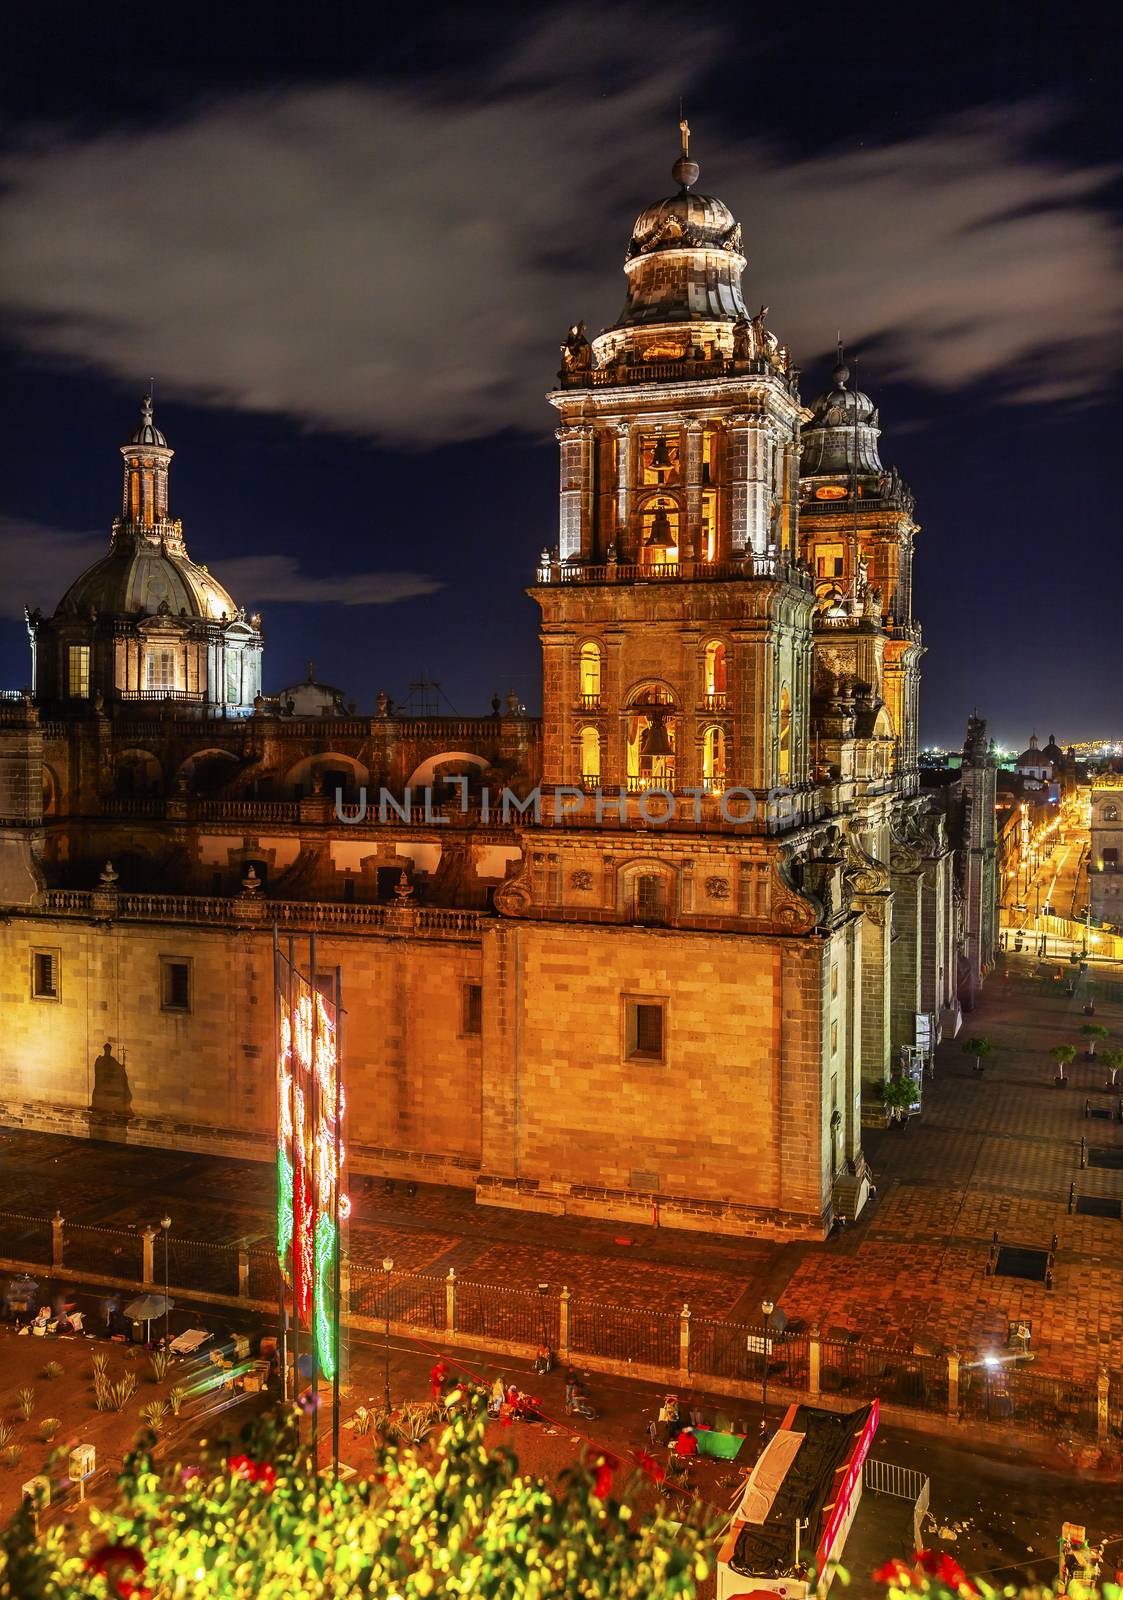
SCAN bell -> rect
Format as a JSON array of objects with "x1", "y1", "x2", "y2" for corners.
[
  {"x1": 647, "y1": 506, "x2": 675, "y2": 547},
  {"x1": 640, "y1": 712, "x2": 674, "y2": 759},
  {"x1": 650, "y1": 436, "x2": 673, "y2": 469}
]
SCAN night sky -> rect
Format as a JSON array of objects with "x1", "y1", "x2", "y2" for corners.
[{"x1": 1, "y1": 1, "x2": 1119, "y2": 748}]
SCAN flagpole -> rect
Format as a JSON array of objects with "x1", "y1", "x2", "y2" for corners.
[
  {"x1": 273, "y1": 922, "x2": 287, "y2": 1401},
  {"x1": 332, "y1": 962, "x2": 343, "y2": 1480},
  {"x1": 309, "y1": 929, "x2": 319, "y2": 1471}
]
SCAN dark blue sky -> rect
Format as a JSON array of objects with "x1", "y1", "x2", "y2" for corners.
[{"x1": 1, "y1": 0, "x2": 1119, "y2": 747}]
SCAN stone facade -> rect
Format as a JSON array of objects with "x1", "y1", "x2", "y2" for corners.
[
  {"x1": 1089, "y1": 777, "x2": 1123, "y2": 926},
  {"x1": 0, "y1": 135, "x2": 1000, "y2": 1239}
]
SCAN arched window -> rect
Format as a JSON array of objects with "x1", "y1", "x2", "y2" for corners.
[
  {"x1": 703, "y1": 726, "x2": 726, "y2": 790},
  {"x1": 778, "y1": 685, "x2": 792, "y2": 786},
  {"x1": 703, "y1": 641, "x2": 727, "y2": 702},
  {"x1": 639, "y1": 497, "x2": 680, "y2": 566},
  {"x1": 580, "y1": 726, "x2": 601, "y2": 787},
  {"x1": 626, "y1": 687, "x2": 676, "y2": 792},
  {"x1": 1104, "y1": 804, "x2": 1120, "y2": 823},
  {"x1": 634, "y1": 874, "x2": 667, "y2": 924},
  {"x1": 579, "y1": 642, "x2": 602, "y2": 703}
]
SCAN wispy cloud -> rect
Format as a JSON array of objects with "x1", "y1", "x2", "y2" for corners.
[
  {"x1": 0, "y1": 519, "x2": 440, "y2": 618},
  {"x1": 0, "y1": 18, "x2": 1119, "y2": 444}
]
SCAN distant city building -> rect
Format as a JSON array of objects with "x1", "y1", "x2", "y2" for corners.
[
  {"x1": 0, "y1": 131, "x2": 999, "y2": 1238},
  {"x1": 1089, "y1": 777, "x2": 1123, "y2": 927}
]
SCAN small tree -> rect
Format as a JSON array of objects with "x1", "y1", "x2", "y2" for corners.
[
  {"x1": 878, "y1": 1077, "x2": 916, "y2": 1123},
  {"x1": 1051, "y1": 1043, "x2": 1076, "y2": 1083},
  {"x1": 1082, "y1": 1023, "x2": 1108, "y2": 1058},
  {"x1": 1101, "y1": 1047, "x2": 1123, "y2": 1089},
  {"x1": 961, "y1": 1036, "x2": 992, "y2": 1073}
]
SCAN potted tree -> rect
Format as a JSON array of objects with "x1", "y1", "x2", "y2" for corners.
[
  {"x1": 878, "y1": 1076, "x2": 917, "y2": 1126},
  {"x1": 1081, "y1": 1023, "x2": 1108, "y2": 1059},
  {"x1": 1101, "y1": 1046, "x2": 1123, "y2": 1091},
  {"x1": 961, "y1": 1036, "x2": 993, "y2": 1074},
  {"x1": 1051, "y1": 1043, "x2": 1076, "y2": 1086}
]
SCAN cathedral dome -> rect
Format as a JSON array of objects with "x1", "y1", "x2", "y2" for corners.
[
  {"x1": 128, "y1": 394, "x2": 168, "y2": 448},
  {"x1": 55, "y1": 538, "x2": 239, "y2": 621},
  {"x1": 627, "y1": 188, "x2": 742, "y2": 262},
  {"x1": 799, "y1": 356, "x2": 885, "y2": 478}
]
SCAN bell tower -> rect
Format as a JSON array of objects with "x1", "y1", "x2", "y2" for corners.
[{"x1": 533, "y1": 132, "x2": 815, "y2": 822}]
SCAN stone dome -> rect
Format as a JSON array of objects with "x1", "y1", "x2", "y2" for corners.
[
  {"x1": 627, "y1": 188, "x2": 743, "y2": 261},
  {"x1": 128, "y1": 393, "x2": 168, "y2": 448},
  {"x1": 56, "y1": 537, "x2": 239, "y2": 622},
  {"x1": 800, "y1": 359, "x2": 885, "y2": 478}
]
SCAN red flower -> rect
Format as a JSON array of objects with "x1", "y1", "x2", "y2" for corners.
[
  {"x1": 634, "y1": 1448, "x2": 666, "y2": 1485},
  {"x1": 86, "y1": 1546, "x2": 152, "y2": 1598},
  {"x1": 873, "y1": 1558, "x2": 914, "y2": 1585},
  {"x1": 592, "y1": 1452, "x2": 619, "y2": 1499},
  {"x1": 227, "y1": 1454, "x2": 276, "y2": 1491},
  {"x1": 914, "y1": 1551, "x2": 976, "y2": 1593}
]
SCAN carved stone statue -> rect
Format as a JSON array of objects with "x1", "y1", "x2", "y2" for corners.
[
  {"x1": 751, "y1": 305, "x2": 778, "y2": 359},
  {"x1": 560, "y1": 321, "x2": 594, "y2": 375},
  {"x1": 732, "y1": 316, "x2": 753, "y2": 361}
]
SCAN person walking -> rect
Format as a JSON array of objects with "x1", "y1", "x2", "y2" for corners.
[{"x1": 429, "y1": 1356, "x2": 449, "y2": 1402}]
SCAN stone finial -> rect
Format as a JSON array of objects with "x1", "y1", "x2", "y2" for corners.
[{"x1": 376, "y1": 689, "x2": 389, "y2": 716}]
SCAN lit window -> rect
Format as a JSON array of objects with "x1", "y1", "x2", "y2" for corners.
[
  {"x1": 580, "y1": 726, "x2": 601, "y2": 784},
  {"x1": 831, "y1": 964, "x2": 839, "y2": 999},
  {"x1": 463, "y1": 983, "x2": 482, "y2": 1036},
  {"x1": 703, "y1": 726, "x2": 725, "y2": 788},
  {"x1": 160, "y1": 958, "x2": 192, "y2": 1013},
  {"x1": 703, "y1": 641, "x2": 727, "y2": 697},
  {"x1": 625, "y1": 997, "x2": 666, "y2": 1063},
  {"x1": 146, "y1": 647, "x2": 176, "y2": 691},
  {"x1": 831, "y1": 1020, "x2": 839, "y2": 1055},
  {"x1": 815, "y1": 544, "x2": 845, "y2": 579},
  {"x1": 31, "y1": 949, "x2": 59, "y2": 1000},
  {"x1": 67, "y1": 645, "x2": 90, "y2": 698},
  {"x1": 579, "y1": 642, "x2": 602, "y2": 699}
]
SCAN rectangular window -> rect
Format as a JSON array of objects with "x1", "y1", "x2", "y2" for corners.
[
  {"x1": 831, "y1": 1019, "x2": 839, "y2": 1056},
  {"x1": 67, "y1": 645, "x2": 90, "y2": 698},
  {"x1": 160, "y1": 957, "x2": 192, "y2": 1013},
  {"x1": 815, "y1": 544, "x2": 845, "y2": 580},
  {"x1": 831, "y1": 964, "x2": 839, "y2": 999},
  {"x1": 625, "y1": 997, "x2": 666, "y2": 1063},
  {"x1": 463, "y1": 983, "x2": 482, "y2": 1035},
  {"x1": 634, "y1": 875, "x2": 666, "y2": 924},
  {"x1": 31, "y1": 948, "x2": 59, "y2": 1000},
  {"x1": 145, "y1": 647, "x2": 176, "y2": 691}
]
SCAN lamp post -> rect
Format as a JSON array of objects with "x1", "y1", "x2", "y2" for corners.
[
  {"x1": 160, "y1": 1215, "x2": 171, "y2": 1346},
  {"x1": 382, "y1": 1257, "x2": 394, "y2": 1411},
  {"x1": 761, "y1": 1298, "x2": 774, "y2": 1421}
]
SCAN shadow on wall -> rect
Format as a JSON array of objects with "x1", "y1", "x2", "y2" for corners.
[{"x1": 89, "y1": 1040, "x2": 132, "y2": 1140}]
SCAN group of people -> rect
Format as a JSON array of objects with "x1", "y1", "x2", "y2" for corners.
[{"x1": 488, "y1": 1376, "x2": 543, "y2": 1425}]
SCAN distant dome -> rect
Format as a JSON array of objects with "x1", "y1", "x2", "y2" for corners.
[
  {"x1": 56, "y1": 540, "x2": 238, "y2": 622},
  {"x1": 800, "y1": 357, "x2": 884, "y2": 478},
  {"x1": 128, "y1": 394, "x2": 168, "y2": 448}
]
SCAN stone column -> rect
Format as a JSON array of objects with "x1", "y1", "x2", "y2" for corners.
[
  {"x1": 947, "y1": 1349, "x2": 960, "y2": 1418},
  {"x1": 857, "y1": 895, "x2": 893, "y2": 1101},
  {"x1": 445, "y1": 1268, "x2": 457, "y2": 1333},
  {"x1": 237, "y1": 1247, "x2": 249, "y2": 1300},
  {"x1": 679, "y1": 1303, "x2": 691, "y2": 1381},
  {"x1": 683, "y1": 420, "x2": 703, "y2": 564},
  {"x1": 809, "y1": 1328, "x2": 821, "y2": 1397},
  {"x1": 51, "y1": 1211, "x2": 64, "y2": 1270},
  {"x1": 142, "y1": 1226, "x2": 156, "y2": 1286},
  {"x1": 559, "y1": 1286, "x2": 570, "y2": 1361},
  {"x1": 1097, "y1": 1366, "x2": 1109, "y2": 1442},
  {"x1": 556, "y1": 424, "x2": 593, "y2": 562},
  {"x1": 613, "y1": 424, "x2": 632, "y2": 557}
]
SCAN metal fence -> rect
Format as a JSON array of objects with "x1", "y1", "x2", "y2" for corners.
[
  {"x1": 818, "y1": 1338, "x2": 948, "y2": 1413},
  {"x1": 958, "y1": 1362, "x2": 1097, "y2": 1435},
  {"x1": 165, "y1": 1236, "x2": 240, "y2": 1297},
  {"x1": 247, "y1": 1250, "x2": 283, "y2": 1305},
  {"x1": 689, "y1": 1320, "x2": 810, "y2": 1389},
  {"x1": 568, "y1": 1299, "x2": 680, "y2": 1368},
  {"x1": 0, "y1": 1209, "x2": 53, "y2": 1267},
  {"x1": 455, "y1": 1281, "x2": 560, "y2": 1348},
  {"x1": 65, "y1": 1221, "x2": 143, "y2": 1280},
  {"x1": 351, "y1": 1268, "x2": 445, "y2": 1332}
]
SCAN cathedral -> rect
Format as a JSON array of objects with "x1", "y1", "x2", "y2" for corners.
[{"x1": 0, "y1": 133, "x2": 998, "y2": 1239}]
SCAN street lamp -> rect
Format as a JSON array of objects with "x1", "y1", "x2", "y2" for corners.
[
  {"x1": 382, "y1": 1257, "x2": 394, "y2": 1411},
  {"x1": 760, "y1": 1298, "x2": 774, "y2": 1421},
  {"x1": 160, "y1": 1215, "x2": 171, "y2": 1346}
]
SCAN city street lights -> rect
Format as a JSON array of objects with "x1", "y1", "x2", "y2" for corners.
[
  {"x1": 160, "y1": 1215, "x2": 171, "y2": 1346},
  {"x1": 761, "y1": 1298, "x2": 774, "y2": 1419},
  {"x1": 382, "y1": 1257, "x2": 394, "y2": 1411}
]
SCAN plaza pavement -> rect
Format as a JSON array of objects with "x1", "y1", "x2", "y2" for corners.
[{"x1": 1, "y1": 953, "x2": 1120, "y2": 1381}]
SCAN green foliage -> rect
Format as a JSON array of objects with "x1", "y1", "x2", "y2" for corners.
[
  {"x1": 0, "y1": 1424, "x2": 12, "y2": 1452},
  {"x1": 111, "y1": 1374, "x2": 138, "y2": 1411},
  {"x1": 16, "y1": 1388, "x2": 34, "y2": 1422},
  {"x1": 1051, "y1": 1043, "x2": 1077, "y2": 1068},
  {"x1": 168, "y1": 1385, "x2": 187, "y2": 1417},
  {"x1": 961, "y1": 1036, "x2": 993, "y2": 1066},
  {"x1": 91, "y1": 1352, "x2": 109, "y2": 1380},
  {"x1": 387, "y1": 1399, "x2": 443, "y2": 1444},
  {"x1": 0, "y1": 1390, "x2": 715, "y2": 1599},
  {"x1": 1082, "y1": 1023, "x2": 1109, "y2": 1053},
  {"x1": 37, "y1": 1418, "x2": 60, "y2": 1443},
  {"x1": 93, "y1": 1376, "x2": 113, "y2": 1413},
  {"x1": 139, "y1": 1400, "x2": 169, "y2": 1431},
  {"x1": 878, "y1": 1077, "x2": 916, "y2": 1114},
  {"x1": 0, "y1": 1444, "x2": 22, "y2": 1470},
  {"x1": 350, "y1": 1406, "x2": 372, "y2": 1436},
  {"x1": 150, "y1": 1349, "x2": 171, "y2": 1384},
  {"x1": 39, "y1": 1361, "x2": 63, "y2": 1382}
]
